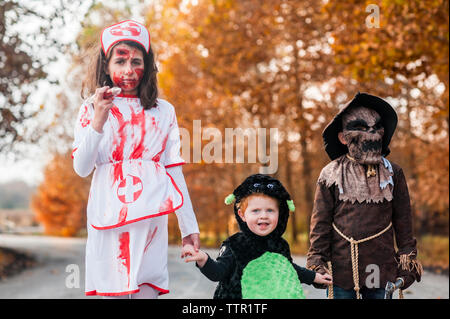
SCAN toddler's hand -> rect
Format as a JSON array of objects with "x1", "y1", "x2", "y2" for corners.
[
  {"x1": 180, "y1": 243, "x2": 194, "y2": 259},
  {"x1": 313, "y1": 272, "x2": 333, "y2": 285},
  {"x1": 181, "y1": 244, "x2": 208, "y2": 268}
]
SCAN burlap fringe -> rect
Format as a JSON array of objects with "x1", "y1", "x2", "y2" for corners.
[
  {"x1": 317, "y1": 155, "x2": 394, "y2": 204},
  {"x1": 398, "y1": 252, "x2": 424, "y2": 277}
]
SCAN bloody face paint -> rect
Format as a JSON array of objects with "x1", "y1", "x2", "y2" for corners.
[
  {"x1": 341, "y1": 106, "x2": 384, "y2": 165},
  {"x1": 107, "y1": 43, "x2": 145, "y2": 95}
]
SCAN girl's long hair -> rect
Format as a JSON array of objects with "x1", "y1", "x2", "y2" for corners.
[{"x1": 81, "y1": 40, "x2": 158, "y2": 109}]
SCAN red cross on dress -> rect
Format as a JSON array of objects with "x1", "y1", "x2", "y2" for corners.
[{"x1": 117, "y1": 175, "x2": 143, "y2": 204}]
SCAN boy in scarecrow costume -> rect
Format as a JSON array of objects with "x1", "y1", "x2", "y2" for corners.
[{"x1": 306, "y1": 92, "x2": 423, "y2": 299}]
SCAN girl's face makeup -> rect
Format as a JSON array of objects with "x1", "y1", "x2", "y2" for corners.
[
  {"x1": 106, "y1": 43, "x2": 145, "y2": 95},
  {"x1": 238, "y1": 195, "x2": 279, "y2": 237}
]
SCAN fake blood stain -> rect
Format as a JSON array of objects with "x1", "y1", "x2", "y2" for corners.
[
  {"x1": 118, "y1": 231, "x2": 130, "y2": 288},
  {"x1": 110, "y1": 106, "x2": 126, "y2": 184},
  {"x1": 118, "y1": 205, "x2": 128, "y2": 224},
  {"x1": 144, "y1": 226, "x2": 158, "y2": 253},
  {"x1": 130, "y1": 107, "x2": 146, "y2": 159},
  {"x1": 110, "y1": 47, "x2": 144, "y2": 92},
  {"x1": 110, "y1": 102, "x2": 150, "y2": 194},
  {"x1": 135, "y1": 68, "x2": 144, "y2": 81},
  {"x1": 159, "y1": 196, "x2": 174, "y2": 212},
  {"x1": 117, "y1": 48, "x2": 130, "y2": 57},
  {"x1": 112, "y1": 73, "x2": 138, "y2": 91},
  {"x1": 152, "y1": 134, "x2": 168, "y2": 163},
  {"x1": 71, "y1": 148, "x2": 78, "y2": 159},
  {"x1": 79, "y1": 105, "x2": 90, "y2": 128}
]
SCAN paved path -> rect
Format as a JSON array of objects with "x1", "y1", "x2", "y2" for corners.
[{"x1": 0, "y1": 234, "x2": 448, "y2": 299}]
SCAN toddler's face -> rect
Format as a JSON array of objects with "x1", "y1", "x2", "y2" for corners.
[
  {"x1": 238, "y1": 195, "x2": 279, "y2": 237},
  {"x1": 106, "y1": 43, "x2": 144, "y2": 95}
]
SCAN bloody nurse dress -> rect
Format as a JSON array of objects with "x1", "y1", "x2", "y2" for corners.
[{"x1": 72, "y1": 95, "x2": 198, "y2": 296}]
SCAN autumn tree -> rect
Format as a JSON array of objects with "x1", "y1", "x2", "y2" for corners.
[
  {"x1": 323, "y1": 0, "x2": 449, "y2": 233},
  {"x1": 141, "y1": 1, "x2": 258, "y2": 243},
  {"x1": 152, "y1": 0, "x2": 360, "y2": 242},
  {"x1": 1, "y1": 1, "x2": 44, "y2": 151},
  {"x1": 33, "y1": 0, "x2": 447, "y2": 244},
  {"x1": 31, "y1": 151, "x2": 91, "y2": 237},
  {"x1": 0, "y1": 0, "x2": 86, "y2": 152}
]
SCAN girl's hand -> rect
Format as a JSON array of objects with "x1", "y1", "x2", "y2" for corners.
[
  {"x1": 313, "y1": 272, "x2": 333, "y2": 285},
  {"x1": 182, "y1": 233, "x2": 200, "y2": 252},
  {"x1": 92, "y1": 86, "x2": 114, "y2": 133},
  {"x1": 181, "y1": 244, "x2": 208, "y2": 268}
]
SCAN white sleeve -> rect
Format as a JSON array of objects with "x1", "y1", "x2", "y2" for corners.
[
  {"x1": 72, "y1": 103, "x2": 104, "y2": 177},
  {"x1": 167, "y1": 165, "x2": 199, "y2": 238},
  {"x1": 160, "y1": 102, "x2": 185, "y2": 168}
]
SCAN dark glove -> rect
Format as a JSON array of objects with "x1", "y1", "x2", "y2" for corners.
[
  {"x1": 396, "y1": 269, "x2": 417, "y2": 290},
  {"x1": 396, "y1": 253, "x2": 423, "y2": 290}
]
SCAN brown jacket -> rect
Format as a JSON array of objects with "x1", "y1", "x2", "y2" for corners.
[{"x1": 306, "y1": 160, "x2": 421, "y2": 290}]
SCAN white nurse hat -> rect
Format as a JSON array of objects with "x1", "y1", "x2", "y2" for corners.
[{"x1": 101, "y1": 20, "x2": 150, "y2": 56}]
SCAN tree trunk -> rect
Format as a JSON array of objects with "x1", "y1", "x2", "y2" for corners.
[
  {"x1": 292, "y1": 51, "x2": 314, "y2": 235},
  {"x1": 284, "y1": 137, "x2": 298, "y2": 242}
]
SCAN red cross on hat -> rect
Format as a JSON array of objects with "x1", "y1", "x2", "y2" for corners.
[{"x1": 101, "y1": 20, "x2": 150, "y2": 55}]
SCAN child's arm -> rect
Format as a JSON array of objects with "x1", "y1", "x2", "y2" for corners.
[
  {"x1": 293, "y1": 264, "x2": 316, "y2": 285},
  {"x1": 72, "y1": 102, "x2": 103, "y2": 177},
  {"x1": 161, "y1": 101, "x2": 200, "y2": 249},
  {"x1": 293, "y1": 264, "x2": 333, "y2": 286},
  {"x1": 182, "y1": 244, "x2": 234, "y2": 282},
  {"x1": 306, "y1": 182, "x2": 335, "y2": 275},
  {"x1": 167, "y1": 165, "x2": 200, "y2": 250},
  {"x1": 313, "y1": 272, "x2": 333, "y2": 285},
  {"x1": 391, "y1": 166, "x2": 423, "y2": 289},
  {"x1": 181, "y1": 244, "x2": 208, "y2": 267},
  {"x1": 73, "y1": 87, "x2": 117, "y2": 177}
]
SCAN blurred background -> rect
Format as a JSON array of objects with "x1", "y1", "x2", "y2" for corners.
[{"x1": 0, "y1": 0, "x2": 448, "y2": 282}]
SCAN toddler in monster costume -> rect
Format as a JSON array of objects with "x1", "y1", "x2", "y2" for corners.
[{"x1": 182, "y1": 174, "x2": 332, "y2": 299}]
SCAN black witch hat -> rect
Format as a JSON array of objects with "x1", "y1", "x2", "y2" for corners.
[{"x1": 322, "y1": 92, "x2": 398, "y2": 161}]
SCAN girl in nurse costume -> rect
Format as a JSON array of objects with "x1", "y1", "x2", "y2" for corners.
[{"x1": 73, "y1": 20, "x2": 200, "y2": 299}]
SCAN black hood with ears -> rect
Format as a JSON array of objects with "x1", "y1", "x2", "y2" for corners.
[{"x1": 230, "y1": 174, "x2": 291, "y2": 240}]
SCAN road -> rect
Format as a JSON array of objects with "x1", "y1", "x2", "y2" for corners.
[{"x1": 0, "y1": 234, "x2": 448, "y2": 299}]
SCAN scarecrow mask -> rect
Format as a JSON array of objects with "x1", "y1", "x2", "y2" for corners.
[{"x1": 339, "y1": 106, "x2": 384, "y2": 165}]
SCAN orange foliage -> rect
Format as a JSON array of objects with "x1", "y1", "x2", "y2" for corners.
[
  {"x1": 31, "y1": 151, "x2": 90, "y2": 237},
  {"x1": 66, "y1": 0, "x2": 448, "y2": 243}
]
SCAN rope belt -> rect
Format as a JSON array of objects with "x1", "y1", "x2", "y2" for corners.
[{"x1": 328, "y1": 222, "x2": 392, "y2": 299}]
